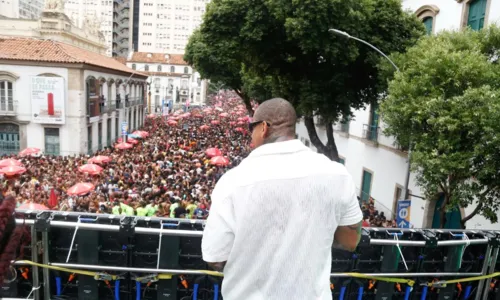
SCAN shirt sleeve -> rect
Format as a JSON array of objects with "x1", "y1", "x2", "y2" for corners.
[
  {"x1": 201, "y1": 176, "x2": 235, "y2": 263},
  {"x1": 338, "y1": 173, "x2": 363, "y2": 226}
]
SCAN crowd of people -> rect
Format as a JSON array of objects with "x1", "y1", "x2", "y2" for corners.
[
  {"x1": 0, "y1": 91, "x2": 399, "y2": 229},
  {"x1": 3, "y1": 92, "x2": 252, "y2": 220}
]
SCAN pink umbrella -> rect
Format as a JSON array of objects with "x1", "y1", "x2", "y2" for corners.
[
  {"x1": 0, "y1": 158, "x2": 22, "y2": 168},
  {"x1": 237, "y1": 121, "x2": 245, "y2": 125},
  {"x1": 133, "y1": 131, "x2": 149, "y2": 138},
  {"x1": 168, "y1": 120, "x2": 178, "y2": 126},
  {"x1": 229, "y1": 121, "x2": 236, "y2": 126},
  {"x1": 211, "y1": 120, "x2": 220, "y2": 125},
  {"x1": 205, "y1": 148, "x2": 222, "y2": 158},
  {"x1": 210, "y1": 156, "x2": 229, "y2": 166},
  {"x1": 67, "y1": 182, "x2": 95, "y2": 196},
  {"x1": 147, "y1": 114, "x2": 156, "y2": 118},
  {"x1": 115, "y1": 143, "x2": 133, "y2": 150},
  {"x1": 117, "y1": 137, "x2": 139, "y2": 144},
  {"x1": 88, "y1": 155, "x2": 111, "y2": 165},
  {"x1": 78, "y1": 163, "x2": 103, "y2": 175},
  {"x1": 19, "y1": 147, "x2": 41, "y2": 157},
  {"x1": 219, "y1": 113, "x2": 229, "y2": 117},
  {"x1": 0, "y1": 165, "x2": 26, "y2": 176},
  {"x1": 235, "y1": 127, "x2": 244, "y2": 132},
  {"x1": 18, "y1": 203, "x2": 49, "y2": 211},
  {"x1": 199, "y1": 125, "x2": 210, "y2": 130}
]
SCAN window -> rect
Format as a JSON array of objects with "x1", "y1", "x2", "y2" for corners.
[
  {"x1": 132, "y1": 64, "x2": 136, "y2": 70},
  {"x1": 338, "y1": 157, "x2": 345, "y2": 165},
  {"x1": 170, "y1": 66, "x2": 175, "y2": 73},
  {"x1": 423, "y1": 17, "x2": 433, "y2": 35},
  {"x1": 183, "y1": 67, "x2": 189, "y2": 74},
  {"x1": 304, "y1": 139, "x2": 310, "y2": 147},
  {"x1": 360, "y1": 170, "x2": 373, "y2": 202},
  {"x1": 144, "y1": 65, "x2": 149, "y2": 71},
  {"x1": 467, "y1": 0, "x2": 487, "y2": 31},
  {"x1": 0, "y1": 81, "x2": 14, "y2": 112},
  {"x1": 157, "y1": 65, "x2": 162, "y2": 72},
  {"x1": 45, "y1": 128, "x2": 60, "y2": 155}
]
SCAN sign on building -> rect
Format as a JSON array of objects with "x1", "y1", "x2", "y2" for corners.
[
  {"x1": 121, "y1": 121, "x2": 128, "y2": 136},
  {"x1": 31, "y1": 76, "x2": 65, "y2": 124},
  {"x1": 396, "y1": 200, "x2": 411, "y2": 228}
]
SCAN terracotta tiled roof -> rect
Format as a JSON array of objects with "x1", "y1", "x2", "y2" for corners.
[
  {"x1": 128, "y1": 52, "x2": 187, "y2": 65},
  {"x1": 0, "y1": 37, "x2": 146, "y2": 77},
  {"x1": 114, "y1": 56, "x2": 127, "y2": 65}
]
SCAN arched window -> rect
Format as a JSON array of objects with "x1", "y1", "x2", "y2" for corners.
[
  {"x1": 415, "y1": 5, "x2": 440, "y2": 35},
  {"x1": 145, "y1": 65, "x2": 149, "y2": 71},
  {"x1": 170, "y1": 66, "x2": 175, "y2": 73},
  {"x1": 423, "y1": 17, "x2": 433, "y2": 35},
  {"x1": 132, "y1": 64, "x2": 136, "y2": 70},
  {"x1": 184, "y1": 67, "x2": 189, "y2": 74},
  {"x1": 158, "y1": 65, "x2": 162, "y2": 72}
]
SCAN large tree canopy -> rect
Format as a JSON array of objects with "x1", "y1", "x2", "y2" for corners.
[
  {"x1": 380, "y1": 27, "x2": 500, "y2": 227},
  {"x1": 189, "y1": 0, "x2": 424, "y2": 159}
]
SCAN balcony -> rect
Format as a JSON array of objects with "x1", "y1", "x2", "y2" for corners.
[
  {"x1": 362, "y1": 124, "x2": 379, "y2": 142},
  {"x1": 0, "y1": 101, "x2": 17, "y2": 116}
]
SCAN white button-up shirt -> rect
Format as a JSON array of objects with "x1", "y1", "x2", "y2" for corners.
[{"x1": 202, "y1": 139, "x2": 362, "y2": 300}]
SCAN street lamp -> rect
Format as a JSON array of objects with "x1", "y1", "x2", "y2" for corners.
[{"x1": 329, "y1": 28, "x2": 411, "y2": 200}]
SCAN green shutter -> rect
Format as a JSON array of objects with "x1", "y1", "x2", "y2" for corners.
[
  {"x1": 339, "y1": 158, "x2": 345, "y2": 165},
  {"x1": 423, "y1": 17, "x2": 433, "y2": 35},
  {"x1": 361, "y1": 170, "x2": 372, "y2": 202},
  {"x1": 467, "y1": 0, "x2": 487, "y2": 31}
]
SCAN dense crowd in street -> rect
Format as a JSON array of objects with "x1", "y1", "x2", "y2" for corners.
[
  {"x1": 2, "y1": 92, "x2": 252, "y2": 219},
  {"x1": 0, "y1": 92, "x2": 400, "y2": 227}
]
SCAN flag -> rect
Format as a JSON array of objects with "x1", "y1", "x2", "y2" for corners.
[{"x1": 48, "y1": 188, "x2": 58, "y2": 209}]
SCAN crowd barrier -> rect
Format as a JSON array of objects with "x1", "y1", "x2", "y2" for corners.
[{"x1": 2, "y1": 210, "x2": 500, "y2": 300}]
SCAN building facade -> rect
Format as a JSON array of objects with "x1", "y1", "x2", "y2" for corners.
[
  {"x1": 0, "y1": 37, "x2": 147, "y2": 156},
  {"x1": 296, "y1": 0, "x2": 500, "y2": 230},
  {"x1": 127, "y1": 52, "x2": 207, "y2": 113},
  {"x1": 112, "y1": 0, "x2": 133, "y2": 57},
  {"x1": 0, "y1": 0, "x2": 44, "y2": 19},
  {"x1": 136, "y1": 0, "x2": 210, "y2": 54}
]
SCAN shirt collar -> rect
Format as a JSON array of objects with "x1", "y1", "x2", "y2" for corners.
[{"x1": 248, "y1": 139, "x2": 310, "y2": 158}]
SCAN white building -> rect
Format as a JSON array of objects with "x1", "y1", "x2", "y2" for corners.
[
  {"x1": 126, "y1": 51, "x2": 207, "y2": 113},
  {"x1": 0, "y1": 36, "x2": 147, "y2": 156},
  {"x1": 137, "y1": 0, "x2": 210, "y2": 54},
  {"x1": 296, "y1": 0, "x2": 500, "y2": 230},
  {"x1": 0, "y1": 0, "x2": 44, "y2": 19}
]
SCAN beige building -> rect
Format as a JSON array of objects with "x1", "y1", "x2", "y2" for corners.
[
  {"x1": 0, "y1": 4, "x2": 107, "y2": 55},
  {"x1": 137, "y1": 0, "x2": 210, "y2": 54}
]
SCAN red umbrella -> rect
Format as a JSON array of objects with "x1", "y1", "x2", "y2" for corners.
[
  {"x1": 115, "y1": 143, "x2": 133, "y2": 150},
  {"x1": 19, "y1": 147, "x2": 41, "y2": 157},
  {"x1": 88, "y1": 155, "x2": 111, "y2": 165},
  {"x1": 205, "y1": 148, "x2": 222, "y2": 158},
  {"x1": 78, "y1": 163, "x2": 103, "y2": 175},
  {"x1": 0, "y1": 165, "x2": 26, "y2": 176},
  {"x1": 117, "y1": 137, "x2": 139, "y2": 144},
  {"x1": 211, "y1": 120, "x2": 220, "y2": 125},
  {"x1": 48, "y1": 188, "x2": 58, "y2": 209},
  {"x1": 18, "y1": 203, "x2": 49, "y2": 211},
  {"x1": 199, "y1": 125, "x2": 210, "y2": 130},
  {"x1": 67, "y1": 182, "x2": 95, "y2": 196},
  {"x1": 0, "y1": 158, "x2": 22, "y2": 168},
  {"x1": 210, "y1": 156, "x2": 229, "y2": 166}
]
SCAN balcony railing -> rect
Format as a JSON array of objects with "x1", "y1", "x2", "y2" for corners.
[
  {"x1": 362, "y1": 124, "x2": 379, "y2": 142},
  {"x1": 0, "y1": 100, "x2": 17, "y2": 116}
]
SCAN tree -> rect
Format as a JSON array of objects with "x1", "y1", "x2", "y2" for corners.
[
  {"x1": 197, "y1": 0, "x2": 424, "y2": 160},
  {"x1": 380, "y1": 27, "x2": 500, "y2": 228}
]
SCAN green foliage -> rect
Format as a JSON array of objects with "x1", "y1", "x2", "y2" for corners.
[
  {"x1": 188, "y1": 0, "x2": 424, "y2": 158},
  {"x1": 380, "y1": 27, "x2": 500, "y2": 225}
]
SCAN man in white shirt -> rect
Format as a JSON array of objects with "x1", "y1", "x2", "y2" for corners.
[{"x1": 202, "y1": 98, "x2": 363, "y2": 300}]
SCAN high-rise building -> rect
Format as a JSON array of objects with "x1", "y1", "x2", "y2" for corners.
[
  {"x1": 0, "y1": 0, "x2": 45, "y2": 19},
  {"x1": 112, "y1": 0, "x2": 133, "y2": 57},
  {"x1": 64, "y1": 0, "x2": 115, "y2": 56},
  {"x1": 133, "y1": 0, "x2": 210, "y2": 54}
]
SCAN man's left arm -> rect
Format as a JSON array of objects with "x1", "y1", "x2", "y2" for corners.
[{"x1": 201, "y1": 182, "x2": 235, "y2": 272}]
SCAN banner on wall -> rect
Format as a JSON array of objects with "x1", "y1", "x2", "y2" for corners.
[
  {"x1": 396, "y1": 200, "x2": 411, "y2": 228},
  {"x1": 31, "y1": 76, "x2": 65, "y2": 124}
]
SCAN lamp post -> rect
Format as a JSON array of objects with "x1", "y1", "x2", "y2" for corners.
[{"x1": 329, "y1": 28, "x2": 411, "y2": 200}]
